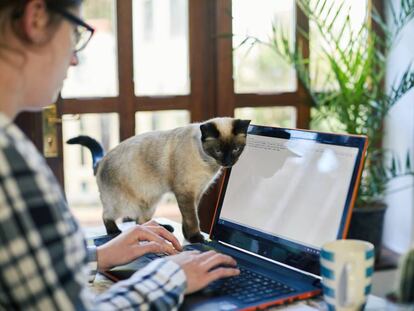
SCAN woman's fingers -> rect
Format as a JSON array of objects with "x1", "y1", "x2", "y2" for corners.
[
  {"x1": 134, "y1": 226, "x2": 164, "y2": 243},
  {"x1": 146, "y1": 226, "x2": 182, "y2": 251},
  {"x1": 142, "y1": 220, "x2": 159, "y2": 227},
  {"x1": 167, "y1": 250, "x2": 239, "y2": 294},
  {"x1": 197, "y1": 250, "x2": 217, "y2": 260},
  {"x1": 134, "y1": 241, "x2": 164, "y2": 256},
  {"x1": 206, "y1": 267, "x2": 240, "y2": 283},
  {"x1": 139, "y1": 222, "x2": 182, "y2": 251},
  {"x1": 196, "y1": 251, "x2": 239, "y2": 284},
  {"x1": 133, "y1": 227, "x2": 177, "y2": 254},
  {"x1": 202, "y1": 253, "x2": 237, "y2": 271}
]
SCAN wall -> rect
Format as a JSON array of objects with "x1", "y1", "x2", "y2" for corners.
[{"x1": 383, "y1": 0, "x2": 414, "y2": 253}]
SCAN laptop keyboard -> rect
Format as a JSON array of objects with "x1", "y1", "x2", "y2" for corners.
[
  {"x1": 144, "y1": 244, "x2": 198, "y2": 260},
  {"x1": 203, "y1": 266, "x2": 296, "y2": 304},
  {"x1": 137, "y1": 246, "x2": 297, "y2": 303},
  {"x1": 145, "y1": 252, "x2": 167, "y2": 260},
  {"x1": 143, "y1": 249, "x2": 296, "y2": 303},
  {"x1": 96, "y1": 237, "x2": 297, "y2": 304}
]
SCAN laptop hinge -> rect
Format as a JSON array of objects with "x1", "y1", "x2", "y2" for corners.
[{"x1": 217, "y1": 240, "x2": 321, "y2": 280}]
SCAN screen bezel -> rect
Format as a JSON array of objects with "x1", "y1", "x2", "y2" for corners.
[{"x1": 209, "y1": 125, "x2": 368, "y2": 276}]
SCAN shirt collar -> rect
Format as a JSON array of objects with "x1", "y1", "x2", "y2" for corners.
[{"x1": 0, "y1": 112, "x2": 13, "y2": 129}]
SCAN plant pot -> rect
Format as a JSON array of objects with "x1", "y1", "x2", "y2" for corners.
[
  {"x1": 386, "y1": 294, "x2": 414, "y2": 311},
  {"x1": 347, "y1": 202, "x2": 387, "y2": 261},
  {"x1": 386, "y1": 301, "x2": 414, "y2": 311}
]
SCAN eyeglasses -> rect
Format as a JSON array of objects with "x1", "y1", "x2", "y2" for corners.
[{"x1": 48, "y1": 6, "x2": 95, "y2": 53}]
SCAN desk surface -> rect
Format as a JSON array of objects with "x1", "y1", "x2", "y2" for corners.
[{"x1": 85, "y1": 218, "x2": 388, "y2": 310}]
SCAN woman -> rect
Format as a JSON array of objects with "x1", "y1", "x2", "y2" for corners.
[{"x1": 0, "y1": 0, "x2": 239, "y2": 310}]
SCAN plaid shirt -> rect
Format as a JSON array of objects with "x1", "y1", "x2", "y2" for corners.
[{"x1": 0, "y1": 113, "x2": 186, "y2": 310}]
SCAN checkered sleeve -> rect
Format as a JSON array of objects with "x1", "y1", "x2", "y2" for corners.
[
  {"x1": 87, "y1": 245, "x2": 98, "y2": 282},
  {"x1": 0, "y1": 116, "x2": 186, "y2": 310},
  {"x1": 96, "y1": 259, "x2": 187, "y2": 310}
]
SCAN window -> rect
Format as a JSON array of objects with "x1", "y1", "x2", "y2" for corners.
[
  {"x1": 63, "y1": 113, "x2": 119, "y2": 226},
  {"x1": 133, "y1": 0, "x2": 190, "y2": 96},
  {"x1": 62, "y1": 0, "x2": 118, "y2": 98},
  {"x1": 135, "y1": 110, "x2": 190, "y2": 134},
  {"x1": 142, "y1": 0, "x2": 154, "y2": 41},
  {"x1": 309, "y1": 0, "x2": 368, "y2": 91},
  {"x1": 170, "y1": 0, "x2": 186, "y2": 36},
  {"x1": 235, "y1": 107, "x2": 296, "y2": 128},
  {"x1": 60, "y1": 1, "x2": 372, "y2": 229},
  {"x1": 232, "y1": 0, "x2": 296, "y2": 94}
]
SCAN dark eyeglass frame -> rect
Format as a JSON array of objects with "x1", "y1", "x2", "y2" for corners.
[{"x1": 48, "y1": 5, "x2": 95, "y2": 53}]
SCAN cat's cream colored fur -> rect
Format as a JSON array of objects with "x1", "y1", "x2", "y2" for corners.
[{"x1": 69, "y1": 117, "x2": 249, "y2": 242}]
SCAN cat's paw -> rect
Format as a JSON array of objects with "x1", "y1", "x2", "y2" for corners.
[
  {"x1": 159, "y1": 223, "x2": 175, "y2": 233},
  {"x1": 106, "y1": 228, "x2": 122, "y2": 235},
  {"x1": 104, "y1": 219, "x2": 122, "y2": 235},
  {"x1": 188, "y1": 232, "x2": 205, "y2": 244}
]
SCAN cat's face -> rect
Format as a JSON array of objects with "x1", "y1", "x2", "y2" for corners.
[{"x1": 200, "y1": 118, "x2": 251, "y2": 167}]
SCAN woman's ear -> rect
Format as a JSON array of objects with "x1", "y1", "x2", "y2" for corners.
[{"x1": 21, "y1": 0, "x2": 50, "y2": 45}]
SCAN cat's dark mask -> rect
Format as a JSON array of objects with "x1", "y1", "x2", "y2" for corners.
[{"x1": 200, "y1": 119, "x2": 251, "y2": 167}]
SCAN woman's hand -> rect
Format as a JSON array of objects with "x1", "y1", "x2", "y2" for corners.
[
  {"x1": 168, "y1": 250, "x2": 240, "y2": 294},
  {"x1": 96, "y1": 220, "x2": 182, "y2": 271}
]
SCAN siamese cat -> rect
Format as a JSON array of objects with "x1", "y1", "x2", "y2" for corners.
[{"x1": 67, "y1": 117, "x2": 250, "y2": 243}]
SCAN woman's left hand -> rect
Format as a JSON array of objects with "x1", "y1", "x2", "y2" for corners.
[{"x1": 96, "y1": 220, "x2": 182, "y2": 271}]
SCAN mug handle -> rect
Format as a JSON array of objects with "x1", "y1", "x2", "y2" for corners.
[{"x1": 338, "y1": 262, "x2": 357, "y2": 308}]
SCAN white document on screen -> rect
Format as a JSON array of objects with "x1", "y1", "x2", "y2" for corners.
[{"x1": 219, "y1": 134, "x2": 359, "y2": 249}]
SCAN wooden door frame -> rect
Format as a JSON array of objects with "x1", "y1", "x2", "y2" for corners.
[
  {"x1": 15, "y1": 0, "x2": 315, "y2": 232},
  {"x1": 14, "y1": 110, "x2": 65, "y2": 187}
]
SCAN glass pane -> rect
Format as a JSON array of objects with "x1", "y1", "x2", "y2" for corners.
[
  {"x1": 135, "y1": 110, "x2": 190, "y2": 134},
  {"x1": 235, "y1": 107, "x2": 296, "y2": 128},
  {"x1": 310, "y1": 107, "x2": 347, "y2": 133},
  {"x1": 61, "y1": 0, "x2": 118, "y2": 98},
  {"x1": 63, "y1": 113, "x2": 119, "y2": 226},
  {"x1": 310, "y1": 0, "x2": 368, "y2": 91},
  {"x1": 133, "y1": 0, "x2": 190, "y2": 96},
  {"x1": 232, "y1": 0, "x2": 296, "y2": 94}
]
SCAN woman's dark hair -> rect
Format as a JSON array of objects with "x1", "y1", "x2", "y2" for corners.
[
  {"x1": 1, "y1": 0, "x2": 83, "y2": 20},
  {"x1": 0, "y1": 0, "x2": 83, "y2": 49}
]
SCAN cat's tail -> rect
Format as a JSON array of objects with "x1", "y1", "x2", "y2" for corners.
[{"x1": 66, "y1": 135, "x2": 104, "y2": 174}]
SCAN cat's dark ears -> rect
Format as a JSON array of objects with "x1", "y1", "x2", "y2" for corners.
[
  {"x1": 233, "y1": 119, "x2": 251, "y2": 135},
  {"x1": 200, "y1": 119, "x2": 251, "y2": 141},
  {"x1": 200, "y1": 122, "x2": 220, "y2": 141}
]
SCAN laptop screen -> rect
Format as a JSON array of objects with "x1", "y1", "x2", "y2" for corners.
[{"x1": 210, "y1": 125, "x2": 367, "y2": 276}]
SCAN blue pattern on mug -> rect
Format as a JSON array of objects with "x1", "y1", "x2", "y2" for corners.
[
  {"x1": 321, "y1": 250, "x2": 334, "y2": 261},
  {"x1": 323, "y1": 285, "x2": 335, "y2": 298},
  {"x1": 320, "y1": 240, "x2": 375, "y2": 310},
  {"x1": 365, "y1": 249, "x2": 374, "y2": 260},
  {"x1": 321, "y1": 266, "x2": 335, "y2": 280}
]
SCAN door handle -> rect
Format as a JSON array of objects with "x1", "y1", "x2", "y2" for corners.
[{"x1": 42, "y1": 104, "x2": 59, "y2": 158}]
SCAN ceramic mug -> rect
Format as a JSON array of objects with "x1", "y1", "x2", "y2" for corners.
[{"x1": 320, "y1": 239, "x2": 375, "y2": 311}]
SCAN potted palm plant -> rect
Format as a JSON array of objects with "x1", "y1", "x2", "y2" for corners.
[
  {"x1": 240, "y1": 0, "x2": 414, "y2": 260},
  {"x1": 387, "y1": 247, "x2": 414, "y2": 309}
]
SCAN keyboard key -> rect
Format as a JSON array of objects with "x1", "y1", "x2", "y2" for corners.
[{"x1": 203, "y1": 266, "x2": 296, "y2": 303}]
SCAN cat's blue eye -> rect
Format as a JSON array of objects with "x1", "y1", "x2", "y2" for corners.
[
  {"x1": 214, "y1": 148, "x2": 223, "y2": 155},
  {"x1": 232, "y1": 146, "x2": 241, "y2": 153}
]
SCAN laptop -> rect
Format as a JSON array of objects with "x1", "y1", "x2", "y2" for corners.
[{"x1": 94, "y1": 124, "x2": 368, "y2": 311}]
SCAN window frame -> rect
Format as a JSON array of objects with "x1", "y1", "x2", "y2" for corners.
[
  {"x1": 216, "y1": 0, "x2": 310, "y2": 128},
  {"x1": 60, "y1": 0, "x2": 311, "y2": 135},
  {"x1": 58, "y1": 0, "x2": 311, "y2": 231},
  {"x1": 14, "y1": 0, "x2": 382, "y2": 230}
]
